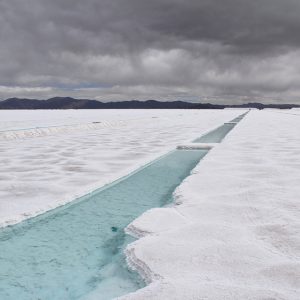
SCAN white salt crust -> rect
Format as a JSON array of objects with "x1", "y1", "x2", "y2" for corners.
[{"x1": 121, "y1": 110, "x2": 300, "y2": 300}]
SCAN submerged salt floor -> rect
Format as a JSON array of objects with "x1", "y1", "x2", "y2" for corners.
[{"x1": 0, "y1": 109, "x2": 243, "y2": 227}]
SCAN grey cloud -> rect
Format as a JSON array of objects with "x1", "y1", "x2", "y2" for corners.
[{"x1": 1, "y1": 0, "x2": 300, "y2": 103}]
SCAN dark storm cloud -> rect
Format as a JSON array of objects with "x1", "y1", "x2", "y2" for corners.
[{"x1": 1, "y1": 0, "x2": 300, "y2": 103}]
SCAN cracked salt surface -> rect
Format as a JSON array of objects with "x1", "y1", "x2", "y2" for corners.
[{"x1": 0, "y1": 109, "x2": 241, "y2": 227}]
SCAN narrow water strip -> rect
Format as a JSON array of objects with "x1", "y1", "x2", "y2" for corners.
[
  {"x1": 193, "y1": 112, "x2": 247, "y2": 143},
  {"x1": 193, "y1": 123, "x2": 236, "y2": 143}
]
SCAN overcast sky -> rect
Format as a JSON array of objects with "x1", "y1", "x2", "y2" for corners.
[{"x1": 1, "y1": 0, "x2": 300, "y2": 103}]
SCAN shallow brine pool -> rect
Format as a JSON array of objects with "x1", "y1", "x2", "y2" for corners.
[{"x1": 0, "y1": 149, "x2": 208, "y2": 300}]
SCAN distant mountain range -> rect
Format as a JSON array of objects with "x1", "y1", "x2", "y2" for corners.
[{"x1": 0, "y1": 97, "x2": 299, "y2": 110}]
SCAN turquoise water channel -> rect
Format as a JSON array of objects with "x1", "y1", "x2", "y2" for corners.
[
  {"x1": 193, "y1": 112, "x2": 247, "y2": 143},
  {"x1": 0, "y1": 150, "x2": 208, "y2": 300},
  {"x1": 193, "y1": 123, "x2": 236, "y2": 143},
  {"x1": 0, "y1": 113, "x2": 246, "y2": 300}
]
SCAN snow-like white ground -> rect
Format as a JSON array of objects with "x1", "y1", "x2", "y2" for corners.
[
  {"x1": 0, "y1": 109, "x2": 242, "y2": 227},
  {"x1": 121, "y1": 110, "x2": 300, "y2": 300}
]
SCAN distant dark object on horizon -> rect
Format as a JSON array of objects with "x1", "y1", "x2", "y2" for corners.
[{"x1": 0, "y1": 97, "x2": 299, "y2": 110}]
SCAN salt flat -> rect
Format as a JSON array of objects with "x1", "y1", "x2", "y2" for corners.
[
  {"x1": 0, "y1": 109, "x2": 241, "y2": 227},
  {"x1": 122, "y1": 110, "x2": 300, "y2": 300}
]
